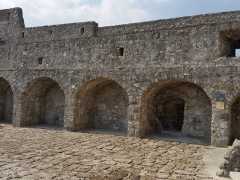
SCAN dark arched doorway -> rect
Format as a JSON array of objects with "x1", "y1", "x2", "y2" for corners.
[
  {"x1": 21, "y1": 78, "x2": 65, "y2": 127},
  {"x1": 0, "y1": 78, "x2": 13, "y2": 123},
  {"x1": 230, "y1": 97, "x2": 240, "y2": 144},
  {"x1": 140, "y1": 81, "x2": 212, "y2": 143},
  {"x1": 74, "y1": 78, "x2": 129, "y2": 134}
]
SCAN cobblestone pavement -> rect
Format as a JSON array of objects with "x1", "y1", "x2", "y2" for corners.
[{"x1": 0, "y1": 124, "x2": 214, "y2": 180}]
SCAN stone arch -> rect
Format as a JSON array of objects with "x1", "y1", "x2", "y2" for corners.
[
  {"x1": 20, "y1": 77, "x2": 65, "y2": 127},
  {"x1": 140, "y1": 80, "x2": 212, "y2": 143},
  {"x1": 0, "y1": 78, "x2": 13, "y2": 123},
  {"x1": 74, "y1": 78, "x2": 129, "y2": 134}
]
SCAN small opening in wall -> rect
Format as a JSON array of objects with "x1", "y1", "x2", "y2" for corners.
[
  {"x1": 0, "y1": 39, "x2": 5, "y2": 45},
  {"x1": 22, "y1": 32, "x2": 25, "y2": 38},
  {"x1": 81, "y1": 27, "x2": 85, "y2": 35},
  {"x1": 221, "y1": 31, "x2": 240, "y2": 57},
  {"x1": 118, "y1": 47, "x2": 124, "y2": 56},
  {"x1": 228, "y1": 39, "x2": 240, "y2": 57},
  {"x1": 38, "y1": 57, "x2": 43, "y2": 65},
  {"x1": 235, "y1": 49, "x2": 240, "y2": 57}
]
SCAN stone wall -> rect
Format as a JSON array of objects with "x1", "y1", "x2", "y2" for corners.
[
  {"x1": 0, "y1": 78, "x2": 13, "y2": 123},
  {"x1": 19, "y1": 77, "x2": 65, "y2": 127},
  {"x1": 2, "y1": 8, "x2": 240, "y2": 146}
]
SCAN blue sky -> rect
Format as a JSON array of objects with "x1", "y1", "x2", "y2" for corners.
[{"x1": 1, "y1": 0, "x2": 240, "y2": 27}]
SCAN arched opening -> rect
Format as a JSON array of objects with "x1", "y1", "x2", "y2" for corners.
[
  {"x1": 141, "y1": 81, "x2": 211, "y2": 143},
  {"x1": 21, "y1": 78, "x2": 65, "y2": 127},
  {"x1": 0, "y1": 78, "x2": 13, "y2": 123},
  {"x1": 74, "y1": 78, "x2": 129, "y2": 134},
  {"x1": 230, "y1": 97, "x2": 240, "y2": 144}
]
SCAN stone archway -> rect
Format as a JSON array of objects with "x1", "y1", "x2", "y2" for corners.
[
  {"x1": 230, "y1": 96, "x2": 240, "y2": 144},
  {"x1": 0, "y1": 78, "x2": 13, "y2": 123},
  {"x1": 140, "y1": 81, "x2": 212, "y2": 143},
  {"x1": 21, "y1": 77, "x2": 65, "y2": 127},
  {"x1": 74, "y1": 78, "x2": 129, "y2": 134}
]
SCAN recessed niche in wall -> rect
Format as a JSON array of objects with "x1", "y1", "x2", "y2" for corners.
[
  {"x1": 118, "y1": 47, "x2": 124, "y2": 56},
  {"x1": 49, "y1": 30, "x2": 53, "y2": 35},
  {"x1": 38, "y1": 57, "x2": 43, "y2": 65},
  {"x1": 0, "y1": 39, "x2": 5, "y2": 46},
  {"x1": 22, "y1": 32, "x2": 25, "y2": 38},
  {"x1": 81, "y1": 27, "x2": 85, "y2": 35}
]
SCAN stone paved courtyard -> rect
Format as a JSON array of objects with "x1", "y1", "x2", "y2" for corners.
[{"x1": 0, "y1": 124, "x2": 215, "y2": 180}]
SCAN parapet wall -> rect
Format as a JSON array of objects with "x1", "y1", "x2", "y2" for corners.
[
  {"x1": 98, "y1": 11, "x2": 240, "y2": 36},
  {"x1": 10, "y1": 9, "x2": 240, "y2": 72},
  {"x1": 2, "y1": 8, "x2": 240, "y2": 70},
  {"x1": 23, "y1": 22, "x2": 98, "y2": 43}
]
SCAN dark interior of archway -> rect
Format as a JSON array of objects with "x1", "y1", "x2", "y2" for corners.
[
  {"x1": 0, "y1": 79, "x2": 13, "y2": 123},
  {"x1": 23, "y1": 79, "x2": 65, "y2": 127},
  {"x1": 76, "y1": 80, "x2": 128, "y2": 133},
  {"x1": 231, "y1": 97, "x2": 240, "y2": 144},
  {"x1": 157, "y1": 98, "x2": 185, "y2": 132},
  {"x1": 143, "y1": 82, "x2": 212, "y2": 144}
]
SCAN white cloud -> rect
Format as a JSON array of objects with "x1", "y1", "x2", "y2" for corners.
[
  {"x1": 96, "y1": 0, "x2": 149, "y2": 25},
  {"x1": 0, "y1": 0, "x2": 240, "y2": 27},
  {"x1": 0, "y1": 0, "x2": 151, "y2": 27}
]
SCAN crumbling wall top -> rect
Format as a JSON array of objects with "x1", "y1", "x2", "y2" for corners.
[{"x1": 98, "y1": 10, "x2": 240, "y2": 36}]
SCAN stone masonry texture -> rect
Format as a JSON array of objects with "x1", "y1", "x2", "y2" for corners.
[{"x1": 2, "y1": 7, "x2": 240, "y2": 147}]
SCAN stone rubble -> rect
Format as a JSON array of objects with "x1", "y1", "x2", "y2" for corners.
[{"x1": 217, "y1": 139, "x2": 240, "y2": 178}]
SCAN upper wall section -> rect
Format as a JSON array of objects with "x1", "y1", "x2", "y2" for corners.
[
  {"x1": 0, "y1": 8, "x2": 24, "y2": 40},
  {"x1": 18, "y1": 10, "x2": 240, "y2": 42},
  {"x1": 98, "y1": 11, "x2": 240, "y2": 36},
  {"x1": 0, "y1": 8, "x2": 24, "y2": 68},
  {"x1": 4, "y1": 8, "x2": 240, "y2": 69}
]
